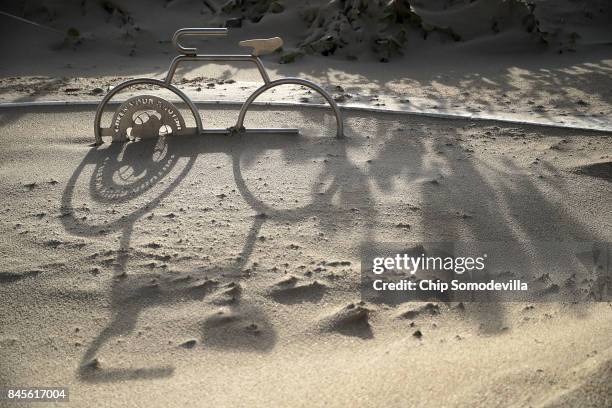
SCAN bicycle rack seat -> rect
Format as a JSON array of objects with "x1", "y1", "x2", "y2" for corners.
[
  {"x1": 93, "y1": 27, "x2": 344, "y2": 145},
  {"x1": 239, "y1": 37, "x2": 284, "y2": 56}
]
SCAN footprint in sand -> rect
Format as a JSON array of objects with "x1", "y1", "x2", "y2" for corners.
[
  {"x1": 200, "y1": 306, "x2": 276, "y2": 352},
  {"x1": 399, "y1": 302, "x2": 441, "y2": 320},
  {"x1": 268, "y1": 276, "x2": 327, "y2": 304},
  {"x1": 210, "y1": 282, "x2": 242, "y2": 305},
  {"x1": 319, "y1": 302, "x2": 373, "y2": 339}
]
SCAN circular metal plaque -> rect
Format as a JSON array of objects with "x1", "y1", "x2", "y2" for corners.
[{"x1": 110, "y1": 95, "x2": 186, "y2": 142}]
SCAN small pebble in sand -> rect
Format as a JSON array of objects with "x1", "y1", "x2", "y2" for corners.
[
  {"x1": 245, "y1": 323, "x2": 260, "y2": 334},
  {"x1": 179, "y1": 339, "x2": 197, "y2": 349},
  {"x1": 84, "y1": 358, "x2": 101, "y2": 370}
]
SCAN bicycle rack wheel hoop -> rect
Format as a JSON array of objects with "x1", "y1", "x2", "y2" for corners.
[
  {"x1": 233, "y1": 77, "x2": 344, "y2": 139},
  {"x1": 94, "y1": 78, "x2": 203, "y2": 145}
]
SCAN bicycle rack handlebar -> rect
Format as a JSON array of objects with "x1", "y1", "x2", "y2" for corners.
[
  {"x1": 172, "y1": 28, "x2": 228, "y2": 55},
  {"x1": 166, "y1": 27, "x2": 271, "y2": 84}
]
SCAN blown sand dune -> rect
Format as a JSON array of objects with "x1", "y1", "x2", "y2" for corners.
[{"x1": 0, "y1": 105, "x2": 610, "y2": 407}]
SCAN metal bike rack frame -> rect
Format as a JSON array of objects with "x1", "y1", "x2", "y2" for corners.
[{"x1": 94, "y1": 28, "x2": 344, "y2": 144}]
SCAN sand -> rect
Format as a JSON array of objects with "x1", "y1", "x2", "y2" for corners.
[
  {"x1": 1, "y1": 105, "x2": 611, "y2": 406},
  {"x1": 1, "y1": 1, "x2": 611, "y2": 407}
]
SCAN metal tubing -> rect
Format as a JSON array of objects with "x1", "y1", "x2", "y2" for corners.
[
  {"x1": 165, "y1": 54, "x2": 270, "y2": 85},
  {"x1": 234, "y1": 78, "x2": 344, "y2": 138},
  {"x1": 205, "y1": 128, "x2": 298, "y2": 135},
  {"x1": 93, "y1": 28, "x2": 345, "y2": 144},
  {"x1": 172, "y1": 28, "x2": 228, "y2": 55},
  {"x1": 93, "y1": 78, "x2": 203, "y2": 145}
]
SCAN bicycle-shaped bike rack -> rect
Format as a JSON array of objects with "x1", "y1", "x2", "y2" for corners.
[{"x1": 94, "y1": 27, "x2": 344, "y2": 144}]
